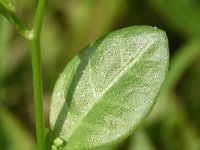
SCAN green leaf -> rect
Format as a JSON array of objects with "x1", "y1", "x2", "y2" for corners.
[{"x1": 50, "y1": 26, "x2": 169, "y2": 149}]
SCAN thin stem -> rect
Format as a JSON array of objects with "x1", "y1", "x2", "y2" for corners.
[
  {"x1": 31, "y1": 0, "x2": 46, "y2": 149},
  {"x1": 0, "y1": 1, "x2": 32, "y2": 39}
]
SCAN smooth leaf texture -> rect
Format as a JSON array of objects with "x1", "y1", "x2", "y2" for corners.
[{"x1": 50, "y1": 26, "x2": 169, "y2": 149}]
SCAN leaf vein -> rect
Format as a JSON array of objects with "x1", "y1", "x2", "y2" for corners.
[{"x1": 64, "y1": 38, "x2": 156, "y2": 140}]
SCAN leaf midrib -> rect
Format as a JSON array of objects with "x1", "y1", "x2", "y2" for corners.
[{"x1": 63, "y1": 38, "x2": 156, "y2": 143}]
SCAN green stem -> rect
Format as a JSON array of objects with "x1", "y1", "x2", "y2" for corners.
[
  {"x1": 30, "y1": 0, "x2": 46, "y2": 149},
  {"x1": 0, "y1": 1, "x2": 31, "y2": 39}
]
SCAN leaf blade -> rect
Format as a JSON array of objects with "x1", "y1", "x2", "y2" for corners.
[{"x1": 50, "y1": 26, "x2": 169, "y2": 149}]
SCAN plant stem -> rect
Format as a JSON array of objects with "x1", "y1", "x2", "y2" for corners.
[
  {"x1": 31, "y1": 0, "x2": 46, "y2": 149},
  {"x1": 0, "y1": 1, "x2": 31, "y2": 39}
]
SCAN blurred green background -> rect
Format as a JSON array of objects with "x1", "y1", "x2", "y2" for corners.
[{"x1": 0, "y1": 0, "x2": 200, "y2": 149}]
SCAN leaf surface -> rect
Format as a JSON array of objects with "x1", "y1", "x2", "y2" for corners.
[{"x1": 50, "y1": 26, "x2": 169, "y2": 149}]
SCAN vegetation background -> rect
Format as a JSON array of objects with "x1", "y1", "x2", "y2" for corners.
[{"x1": 0, "y1": 0, "x2": 200, "y2": 149}]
